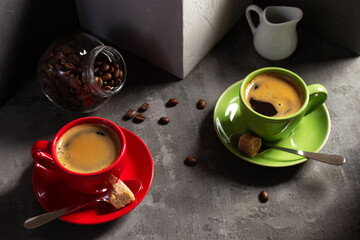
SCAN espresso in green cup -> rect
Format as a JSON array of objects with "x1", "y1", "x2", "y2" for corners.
[{"x1": 239, "y1": 67, "x2": 327, "y2": 142}]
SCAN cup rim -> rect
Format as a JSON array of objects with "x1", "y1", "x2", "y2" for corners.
[
  {"x1": 240, "y1": 67, "x2": 309, "y2": 121},
  {"x1": 51, "y1": 117, "x2": 126, "y2": 176}
]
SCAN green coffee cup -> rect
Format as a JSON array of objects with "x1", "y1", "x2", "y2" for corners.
[{"x1": 239, "y1": 67, "x2": 327, "y2": 142}]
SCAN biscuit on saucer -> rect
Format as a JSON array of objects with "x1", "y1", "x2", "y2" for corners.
[{"x1": 109, "y1": 180, "x2": 135, "y2": 209}]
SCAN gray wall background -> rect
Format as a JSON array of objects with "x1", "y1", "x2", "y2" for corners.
[
  {"x1": 0, "y1": 0, "x2": 79, "y2": 106},
  {"x1": 0, "y1": 0, "x2": 359, "y2": 107}
]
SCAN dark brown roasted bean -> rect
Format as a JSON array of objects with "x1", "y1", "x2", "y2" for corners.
[
  {"x1": 134, "y1": 113, "x2": 146, "y2": 123},
  {"x1": 139, "y1": 102, "x2": 150, "y2": 112},
  {"x1": 126, "y1": 109, "x2": 136, "y2": 119},
  {"x1": 158, "y1": 117, "x2": 170, "y2": 125},
  {"x1": 259, "y1": 190, "x2": 269, "y2": 203},
  {"x1": 196, "y1": 99, "x2": 206, "y2": 109},
  {"x1": 184, "y1": 156, "x2": 197, "y2": 166},
  {"x1": 167, "y1": 98, "x2": 178, "y2": 107}
]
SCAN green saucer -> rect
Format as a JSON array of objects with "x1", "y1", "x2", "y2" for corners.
[{"x1": 213, "y1": 80, "x2": 331, "y2": 167}]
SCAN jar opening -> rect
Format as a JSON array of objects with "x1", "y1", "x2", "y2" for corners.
[{"x1": 84, "y1": 46, "x2": 127, "y2": 98}]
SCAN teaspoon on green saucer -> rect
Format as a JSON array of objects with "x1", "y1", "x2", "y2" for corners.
[{"x1": 230, "y1": 133, "x2": 345, "y2": 166}]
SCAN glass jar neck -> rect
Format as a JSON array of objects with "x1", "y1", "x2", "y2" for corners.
[{"x1": 82, "y1": 45, "x2": 127, "y2": 98}]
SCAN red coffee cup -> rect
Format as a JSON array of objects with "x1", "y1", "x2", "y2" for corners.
[{"x1": 31, "y1": 117, "x2": 127, "y2": 195}]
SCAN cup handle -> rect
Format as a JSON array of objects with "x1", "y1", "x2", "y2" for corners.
[
  {"x1": 31, "y1": 140, "x2": 57, "y2": 171},
  {"x1": 246, "y1": 4, "x2": 263, "y2": 34},
  {"x1": 305, "y1": 84, "x2": 328, "y2": 116}
]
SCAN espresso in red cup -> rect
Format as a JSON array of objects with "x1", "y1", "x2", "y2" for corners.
[{"x1": 31, "y1": 117, "x2": 127, "y2": 195}]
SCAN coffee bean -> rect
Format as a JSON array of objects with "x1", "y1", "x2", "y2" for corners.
[
  {"x1": 139, "y1": 102, "x2": 150, "y2": 112},
  {"x1": 126, "y1": 109, "x2": 136, "y2": 119},
  {"x1": 158, "y1": 117, "x2": 170, "y2": 125},
  {"x1": 113, "y1": 68, "x2": 121, "y2": 78},
  {"x1": 184, "y1": 156, "x2": 197, "y2": 166},
  {"x1": 101, "y1": 72, "x2": 112, "y2": 81},
  {"x1": 167, "y1": 98, "x2": 178, "y2": 107},
  {"x1": 102, "y1": 85, "x2": 112, "y2": 91},
  {"x1": 134, "y1": 113, "x2": 146, "y2": 123},
  {"x1": 118, "y1": 69, "x2": 124, "y2": 79},
  {"x1": 96, "y1": 77, "x2": 103, "y2": 87},
  {"x1": 259, "y1": 190, "x2": 269, "y2": 203},
  {"x1": 115, "y1": 78, "x2": 122, "y2": 86},
  {"x1": 101, "y1": 63, "x2": 110, "y2": 72},
  {"x1": 196, "y1": 99, "x2": 206, "y2": 109},
  {"x1": 64, "y1": 62, "x2": 75, "y2": 70}
]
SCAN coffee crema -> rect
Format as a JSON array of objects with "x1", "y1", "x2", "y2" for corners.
[
  {"x1": 244, "y1": 73, "x2": 304, "y2": 118},
  {"x1": 56, "y1": 123, "x2": 121, "y2": 173}
]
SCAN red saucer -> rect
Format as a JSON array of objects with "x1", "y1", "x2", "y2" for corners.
[{"x1": 32, "y1": 127, "x2": 153, "y2": 225}]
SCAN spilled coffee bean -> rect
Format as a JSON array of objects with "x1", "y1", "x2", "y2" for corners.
[
  {"x1": 259, "y1": 190, "x2": 269, "y2": 203},
  {"x1": 167, "y1": 98, "x2": 178, "y2": 107},
  {"x1": 125, "y1": 109, "x2": 136, "y2": 119},
  {"x1": 196, "y1": 99, "x2": 206, "y2": 109},
  {"x1": 158, "y1": 117, "x2": 170, "y2": 125},
  {"x1": 184, "y1": 156, "x2": 197, "y2": 166},
  {"x1": 133, "y1": 113, "x2": 146, "y2": 123},
  {"x1": 139, "y1": 102, "x2": 150, "y2": 112}
]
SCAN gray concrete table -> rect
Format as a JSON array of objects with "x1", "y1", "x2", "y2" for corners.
[{"x1": 0, "y1": 19, "x2": 359, "y2": 240}]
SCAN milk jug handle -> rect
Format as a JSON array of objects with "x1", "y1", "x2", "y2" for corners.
[{"x1": 246, "y1": 5, "x2": 263, "y2": 34}]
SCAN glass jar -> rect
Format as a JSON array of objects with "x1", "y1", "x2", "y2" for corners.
[{"x1": 37, "y1": 33, "x2": 127, "y2": 113}]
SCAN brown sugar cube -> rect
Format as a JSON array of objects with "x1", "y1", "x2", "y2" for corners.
[
  {"x1": 237, "y1": 132, "x2": 262, "y2": 157},
  {"x1": 109, "y1": 180, "x2": 135, "y2": 209}
]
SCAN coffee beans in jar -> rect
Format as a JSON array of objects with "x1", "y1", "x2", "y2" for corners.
[{"x1": 37, "y1": 33, "x2": 127, "y2": 113}]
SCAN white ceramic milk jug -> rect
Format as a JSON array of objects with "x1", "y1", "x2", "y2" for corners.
[{"x1": 246, "y1": 5, "x2": 303, "y2": 61}]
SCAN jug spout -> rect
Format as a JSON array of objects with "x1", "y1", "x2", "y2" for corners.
[{"x1": 264, "y1": 6, "x2": 303, "y2": 25}]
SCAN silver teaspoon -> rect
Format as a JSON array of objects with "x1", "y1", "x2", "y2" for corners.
[
  {"x1": 266, "y1": 145, "x2": 345, "y2": 165},
  {"x1": 24, "y1": 179, "x2": 142, "y2": 229},
  {"x1": 230, "y1": 133, "x2": 345, "y2": 165}
]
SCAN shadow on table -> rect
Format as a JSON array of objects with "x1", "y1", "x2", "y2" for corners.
[
  {"x1": 0, "y1": 163, "x2": 130, "y2": 240},
  {"x1": 196, "y1": 110, "x2": 305, "y2": 187},
  {"x1": 0, "y1": 78, "x2": 92, "y2": 146},
  {"x1": 211, "y1": 19, "x2": 358, "y2": 75},
  {"x1": 119, "y1": 47, "x2": 181, "y2": 90}
]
